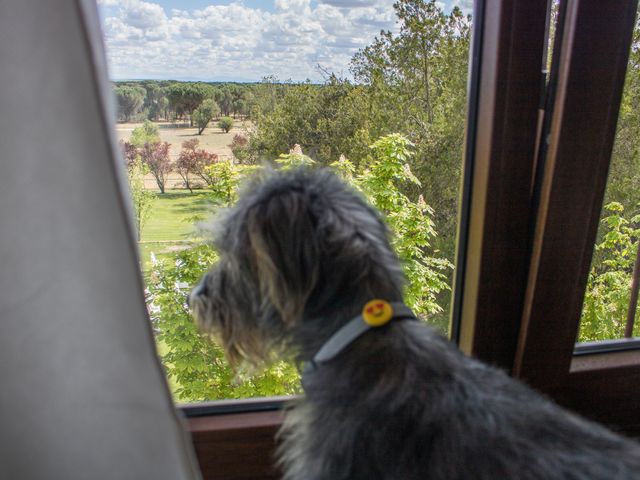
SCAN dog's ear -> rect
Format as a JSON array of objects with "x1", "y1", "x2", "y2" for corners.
[{"x1": 247, "y1": 189, "x2": 319, "y2": 325}]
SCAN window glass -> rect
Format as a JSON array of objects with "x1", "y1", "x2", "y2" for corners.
[
  {"x1": 578, "y1": 12, "x2": 640, "y2": 343},
  {"x1": 98, "y1": 0, "x2": 472, "y2": 403}
]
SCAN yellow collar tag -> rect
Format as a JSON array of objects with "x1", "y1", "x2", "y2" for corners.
[{"x1": 362, "y1": 299, "x2": 394, "y2": 326}]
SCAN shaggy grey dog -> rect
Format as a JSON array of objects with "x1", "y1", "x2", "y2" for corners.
[{"x1": 190, "y1": 167, "x2": 640, "y2": 480}]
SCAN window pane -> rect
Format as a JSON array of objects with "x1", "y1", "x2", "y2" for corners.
[
  {"x1": 578, "y1": 11, "x2": 640, "y2": 343},
  {"x1": 98, "y1": 0, "x2": 472, "y2": 403}
]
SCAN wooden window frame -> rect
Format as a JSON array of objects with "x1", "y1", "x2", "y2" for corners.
[
  {"x1": 181, "y1": 1, "x2": 640, "y2": 478},
  {"x1": 513, "y1": 0, "x2": 640, "y2": 431}
]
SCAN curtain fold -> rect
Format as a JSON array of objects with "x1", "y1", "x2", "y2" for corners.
[{"x1": 0, "y1": 1, "x2": 202, "y2": 478}]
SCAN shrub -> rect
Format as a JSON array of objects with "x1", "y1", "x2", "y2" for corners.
[
  {"x1": 229, "y1": 133, "x2": 250, "y2": 162},
  {"x1": 218, "y1": 116, "x2": 234, "y2": 133},
  {"x1": 146, "y1": 134, "x2": 451, "y2": 402}
]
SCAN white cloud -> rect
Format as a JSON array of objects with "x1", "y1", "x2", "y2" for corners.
[
  {"x1": 122, "y1": 1, "x2": 166, "y2": 29},
  {"x1": 275, "y1": 0, "x2": 311, "y2": 12},
  {"x1": 317, "y1": 0, "x2": 392, "y2": 7},
  {"x1": 98, "y1": 0, "x2": 405, "y2": 81}
]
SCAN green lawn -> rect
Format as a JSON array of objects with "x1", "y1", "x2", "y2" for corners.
[{"x1": 138, "y1": 189, "x2": 214, "y2": 271}]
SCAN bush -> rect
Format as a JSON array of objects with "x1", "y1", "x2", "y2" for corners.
[
  {"x1": 229, "y1": 133, "x2": 250, "y2": 162},
  {"x1": 218, "y1": 116, "x2": 234, "y2": 133},
  {"x1": 146, "y1": 134, "x2": 451, "y2": 402},
  {"x1": 580, "y1": 202, "x2": 640, "y2": 341}
]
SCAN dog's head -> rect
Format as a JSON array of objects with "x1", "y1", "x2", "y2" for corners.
[{"x1": 190, "y1": 167, "x2": 404, "y2": 367}]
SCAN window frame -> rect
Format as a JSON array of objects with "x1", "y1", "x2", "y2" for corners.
[{"x1": 512, "y1": 0, "x2": 640, "y2": 430}]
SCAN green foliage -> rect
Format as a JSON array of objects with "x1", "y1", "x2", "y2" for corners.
[
  {"x1": 357, "y1": 135, "x2": 451, "y2": 320},
  {"x1": 603, "y1": 16, "x2": 640, "y2": 221},
  {"x1": 578, "y1": 12, "x2": 640, "y2": 341},
  {"x1": 275, "y1": 144, "x2": 316, "y2": 169},
  {"x1": 350, "y1": 1, "x2": 471, "y2": 256},
  {"x1": 129, "y1": 120, "x2": 160, "y2": 147},
  {"x1": 245, "y1": 2, "x2": 471, "y2": 326},
  {"x1": 580, "y1": 203, "x2": 640, "y2": 341},
  {"x1": 166, "y1": 82, "x2": 215, "y2": 124},
  {"x1": 218, "y1": 116, "x2": 234, "y2": 133},
  {"x1": 205, "y1": 160, "x2": 259, "y2": 204},
  {"x1": 114, "y1": 84, "x2": 146, "y2": 122},
  {"x1": 229, "y1": 133, "x2": 250, "y2": 162},
  {"x1": 148, "y1": 245, "x2": 300, "y2": 401},
  {"x1": 232, "y1": 98, "x2": 248, "y2": 117},
  {"x1": 214, "y1": 87, "x2": 234, "y2": 116},
  {"x1": 126, "y1": 155, "x2": 154, "y2": 241},
  {"x1": 249, "y1": 77, "x2": 372, "y2": 166},
  {"x1": 147, "y1": 134, "x2": 451, "y2": 402},
  {"x1": 193, "y1": 99, "x2": 220, "y2": 135},
  {"x1": 274, "y1": 135, "x2": 452, "y2": 319}
]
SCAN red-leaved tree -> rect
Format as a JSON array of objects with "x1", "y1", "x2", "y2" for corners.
[
  {"x1": 140, "y1": 141, "x2": 172, "y2": 193},
  {"x1": 120, "y1": 140, "x2": 139, "y2": 168},
  {"x1": 176, "y1": 139, "x2": 219, "y2": 190},
  {"x1": 176, "y1": 140, "x2": 199, "y2": 193}
]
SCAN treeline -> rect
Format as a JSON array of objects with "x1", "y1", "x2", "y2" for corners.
[
  {"x1": 113, "y1": 80, "x2": 254, "y2": 124},
  {"x1": 242, "y1": 0, "x2": 640, "y2": 334},
  {"x1": 241, "y1": 1, "x2": 471, "y2": 323},
  {"x1": 123, "y1": 0, "x2": 640, "y2": 339}
]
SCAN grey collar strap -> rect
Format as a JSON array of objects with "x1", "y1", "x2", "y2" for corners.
[{"x1": 304, "y1": 302, "x2": 416, "y2": 374}]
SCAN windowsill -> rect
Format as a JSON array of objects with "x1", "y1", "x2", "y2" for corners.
[{"x1": 179, "y1": 395, "x2": 296, "y2": 418}]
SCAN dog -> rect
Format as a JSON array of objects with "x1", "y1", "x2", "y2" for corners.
[{"x1": 190, "y1": 167, "x2": 640, "y2": 480}]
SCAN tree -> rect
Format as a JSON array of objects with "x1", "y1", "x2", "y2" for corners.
[
  {"x1": 176, "y1": 140, "x2": 199, "y2": 193},
  {"x1": 121, "y1": 140, "x2": 139, "y2": 169},
  {"x1": 350, "y1": 1, "x2": 471, "y2": 257},
  {"x1": 192, "y1": 99, "x2": 220, "y2": 135},
  {"x1": 214, "y1": 86, "x2": 234, "y2": 116},
  {"x1": 129, "y1": 120, "x2": 160, "y2": 147},
  {"x1": 166, "y1": 82, "x2": 215, "y2": 125},
  {"x1": 245, "y1": 1, "x2": 470, "y2": 324},
  {"x1": 126, "y1": 156, "x2": 155, "y2": 241},
  {"x1": 603, "y1": 17, "x2": 640, "y2": 219},
  {"x1": 176, "y1": 139, "x2": 219, "y2": 191},
  {"x1": 218, "y1": 116, "x2": 234, "y2": 133},
  {"x1": 229, "y1": 133, "x2": 249, "y2": 162},
  {"x1": 120, "y1": 140, "x2": 154, "y2": 240},
  {"x1": 147, "y1": 134, "x2": 450, "y2": 401},
  {"x1": 114, "y1": 84, "x2": 145, "y2": 122},
  {"x1": 139, "y1": 141, "x2": 172, "y2": 193},
  {"x1": 232, "y1": 98, "x2": 247, "y2": 118},
  {"x1": 140, "y1": 81, "x2": 169, "y2": 121},
  {"x1": 581, "y1": 203, "x2": 640, "y2": 341}
]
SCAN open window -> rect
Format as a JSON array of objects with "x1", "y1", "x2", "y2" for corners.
[
  {"x1": 3, "y1": 1, "x2": 639, "y2": 479},
  {"x1": 458, "y1": 0, "x2": 640, "y2": 435}
]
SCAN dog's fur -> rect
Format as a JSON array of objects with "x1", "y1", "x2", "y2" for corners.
[{"x1": 190, "y1": 167, "x2": 640, "y2": 480}]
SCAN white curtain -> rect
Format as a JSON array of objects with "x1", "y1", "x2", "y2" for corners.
[{"x1": 0, "y1": 1, "x2": 202, "y2": 478}]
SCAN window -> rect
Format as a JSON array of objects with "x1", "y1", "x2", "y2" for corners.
[
  {"x1": 577, "y1": 13, "x2": 640, "y2": 345},
  {"x1": 100, "y1": 0, "x2": 640, "y2": 478},
  {"x1": 99, "y1": 0, "x2": 473, "y2": 410},
  {"x1": 458, "y1": 0, "x2": 640, "y2": 433}
]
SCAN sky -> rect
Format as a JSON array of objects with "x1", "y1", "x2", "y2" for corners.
[{"x1": 98, "y1": 0, "x2": 473, "y2": 83}]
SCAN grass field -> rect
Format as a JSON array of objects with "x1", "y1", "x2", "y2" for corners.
[
  {"x1": 138, "y1": 189, "x2": 215, "y2": 272},
  {"x1": 116, "y1": 119, "x2": 237, "y2": 268}
]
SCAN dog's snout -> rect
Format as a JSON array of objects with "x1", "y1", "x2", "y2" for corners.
[{"x1": 189, "y1": 278, "x2": 208, "y2": 308}]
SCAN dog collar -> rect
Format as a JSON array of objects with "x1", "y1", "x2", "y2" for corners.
[{"x1": 302, "y1": 300, "x2": 416, "y2": 378}]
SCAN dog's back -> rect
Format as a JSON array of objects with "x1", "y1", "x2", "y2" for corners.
[{"x1": 280, "y1": 320, "x2": 640, "y2": 480}]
